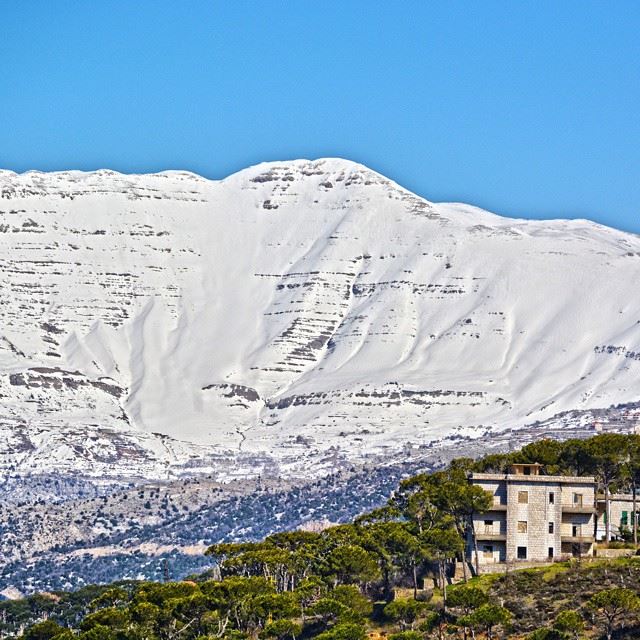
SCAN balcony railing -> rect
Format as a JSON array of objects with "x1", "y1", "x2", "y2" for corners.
[
  {"x1": 475, "y1": 532, "x2": 507, "y2": 541},
  {"x1": 561, "y1": 534, "x2": 595, "y2": 543},
  {"x1": 473, "y1": 522, "x2": 506, "y2": 540},
  {"x1": 561, "y1": 503, "x2": 596, "y2": 514}
]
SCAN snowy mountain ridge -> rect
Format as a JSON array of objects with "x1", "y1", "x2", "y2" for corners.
[{"x1": 1, "y1": 158, "x2": 639, "y2": 481}]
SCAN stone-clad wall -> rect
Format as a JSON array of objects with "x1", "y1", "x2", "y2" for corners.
[
  {"x1": 506, "y1": 478, "x2": 562, "y2": 562},
  {"x1": 560, "y1": 481, "x2": 596, "y2": 556},
  {"x1": 559, "y1": 482, "x2": 595, "y2": 511},
  {"x1": 470, "y1": 473, "x2": 596, "y2": 565}
]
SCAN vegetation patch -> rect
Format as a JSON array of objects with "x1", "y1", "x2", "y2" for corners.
[{"x1": 5, "y1": 433, "x2": 640, "y2": 639}]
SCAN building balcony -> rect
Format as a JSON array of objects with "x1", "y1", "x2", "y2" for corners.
[
  {"x1": 475, "y1": 532, "x2": 507, "y2": 541},
  {"x1": 561, "y1": 504, "x2": 596, "y2": 514},
  {"x1": 487, "y1": 503, "x2": 507, "y2": 511},
  {"x1": 561, "y1": 535, "x2": 595, "y2": 544}
]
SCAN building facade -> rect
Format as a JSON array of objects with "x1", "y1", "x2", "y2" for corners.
[
  {"x1": 596, "y1": 493, "x2": 639, "y2": 541},
  {"x1": 467, "y1": 464, "x2": 596, "y2": 568}
]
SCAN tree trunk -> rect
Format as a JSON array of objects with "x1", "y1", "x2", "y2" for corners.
[
  {"x1": 461, "y1": 550, "x2": 468, "y2": 582},
  {"x1": 633, "y1": 481, "x2": 638, "y2": 547},
  {"x1": 605, "y1": 614, "x2": 614, "y2": 640},
  {"x1": 472, "y1": 524, "x2": 480, "y2": 575},
  {"x1": 605, "y1": 484, "x2": 611, "y2": 543},
  {"x1": 455, "y1": 521, "x2": 469, "y2": 582},
  {"x1": 412, "y1": 564, "x2": 418, "y2": 599}
]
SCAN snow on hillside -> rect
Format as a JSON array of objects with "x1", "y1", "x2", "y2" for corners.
[{"x1": 1, "y1": 158, "x2": 639, "y2": 480}]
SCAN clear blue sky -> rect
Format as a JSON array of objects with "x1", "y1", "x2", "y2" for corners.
[{"x1": 1, "y1": 1, "x2": 638, "y2": 233}]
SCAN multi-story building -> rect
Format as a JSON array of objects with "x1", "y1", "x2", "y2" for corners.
[
  {"x1": 596, "y1": 493, "x2": 639, "y2": 540},
  {"x1": 467, "y1": 463, "x2": 596, "y2": 569}
]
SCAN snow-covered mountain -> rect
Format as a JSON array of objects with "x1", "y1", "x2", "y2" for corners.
[{"x1": 1, "y1": 158, "x2": 639, "y2": 480}]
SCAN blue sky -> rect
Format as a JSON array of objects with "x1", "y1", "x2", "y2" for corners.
[{"x1": 1, "y1": 1, "x2": 638, "y2": 233}]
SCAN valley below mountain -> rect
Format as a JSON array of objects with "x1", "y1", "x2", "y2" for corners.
[{"x1": 0, "y1": 406, "x2": 637, "y2": 595}]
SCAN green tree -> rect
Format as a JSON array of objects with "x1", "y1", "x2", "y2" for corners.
[
  {"x1": 24, "y1": 620, "x2": 67, "y2": 640},
  {"x1": 88, "y1": 587, "x2": 128, "y2": 611},
  {"x1": 331, "y1": 586, "x2": 372, "y2": 619},
  {"x1": 80, "y1": 607, "x2": 128, "y2": 631},
  {"x1": 553, "y1": 609, "x2": 584, "y2": 640},
  {"x1": 460, "y1": 604, "x2": 511, "y2": 640},
  {"x1": 325, "y1": 544, "x2": 380, "y2": 587},
  {"x1": 515, "y1": 439, "x2": 565, "y2": 474},
  {"x1": 447, "y1": 585, "x2": 488, "y2": 613},
  {"x1": 78, "y1": 625, "x2": 116, "y2": 640},
  {"x1": 427, "y1": 466, "x2": 493, "y2": 576},
  {"x1": 527, "y1": 629, "x2": 565, "y2": 640},
  {"x1": 586, "y1": 434, "x2": 628, "y2": 542},
  {"x1": 417, "y1": 611, "x2": 439, "y2": 633},
  {"x1": 383, "y1": 598, "x2": 428, "y2": 630},
  {"x1": 368, "y1": 521, "x2": 427, "y2": 597},
  {"x1": 261, "y1": 619, "x2": 302, "y2": 640},
  {"x1": 448, "y1": 586, "x2": 489, "y2": 640},
  {"x1": 200, "y1": 576, "x2": 275, "y2": 634},
  {"x1": 316, "y1": 622, "x2": 366, "y2": 640},
  {"x1": 472, "y1": 453, "x2": 513, "y2": 473},
  {"x1": 129, "y1": 601, "x2": 161, "y2": 626},
  {"x1": 391, "y1": 474, "x2": 442, "y2": 535},
  {"x1": 558, "y1": 439, "x2": 594, "y2": 476},
  {"x1": 587, "y1": 587, "x2": 640, "y2": 640},
  {"x1": 309, "y1": 598, "x2": 350, "y2": 626},
  {"x1": 295, "y1": 576, "x2": 326, "y2": 621},
  {"x1": 422, "y1": 526, "x2": 463, "y2": 609}
]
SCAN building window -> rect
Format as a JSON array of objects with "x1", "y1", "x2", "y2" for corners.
[
  {"x1": 484, "y1": 519, "x2": 494, "y2": 533},
  {"x1": 483, "y1": 545, "x2": 494, "y2": 558},
  {"x1": 517, "y1": 546, "x2": 527, "y2": 560},
  {"x1": 572, "y1": 524, "x2": 579, "y2": 537},
  {"x1": 549, "y1": 492, "x2": 555, "y2": 504},
  {"x1": 518, "y1": 491, "x2": 529, "y2": 504},
  {"x1": 548, "y1": 522, "x2": 554, "y2": 534},
  {"x1": 517, "y1": 520, "x2": 528, "y2": 533},
  {"x1": 548, "y1": 547, "x2": 554, "y2": 559},
  {"x1": 573, "y1": 493, "x2": 583, "y2": 506},
  {"x1": 622, "y1": 511, "x2": 629, "y2": 526}
]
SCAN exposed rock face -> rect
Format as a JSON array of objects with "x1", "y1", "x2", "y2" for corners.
[{"x1": 1, "y1": 159, "x2": 639, "y2": 480}]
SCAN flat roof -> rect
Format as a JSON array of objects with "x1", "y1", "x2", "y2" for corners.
[
  {"x1": 603, "y1": 494, "x2": 636, "y2": 501},
  {"x1": 470, "y1": 472, "x2": 595, "y2": 485}
]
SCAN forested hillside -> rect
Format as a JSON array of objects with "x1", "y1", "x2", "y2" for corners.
[{"x1": 8, "y1": 433, "x2": 640, "y2": 640}]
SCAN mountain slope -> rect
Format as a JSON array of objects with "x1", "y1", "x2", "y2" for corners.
[{"x1": 1, "y1": 159, "x2": 639, "y2": 479}]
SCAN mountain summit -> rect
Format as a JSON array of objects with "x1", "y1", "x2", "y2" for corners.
[{"x1": 1, "y1": 159, "x2": 639, "y2": 480}]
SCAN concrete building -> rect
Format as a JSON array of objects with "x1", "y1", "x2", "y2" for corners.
[
  {"x1": 596, "y1": 493, "x2": 639, "y2": 541},
  {"x1": 467, "y1": 463, "x2": 596, "y2": 569}
]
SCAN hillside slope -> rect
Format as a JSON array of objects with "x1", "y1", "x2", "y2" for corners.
[{"x1": 1, "y1": 158, "x2": 639, "y2": 479}]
